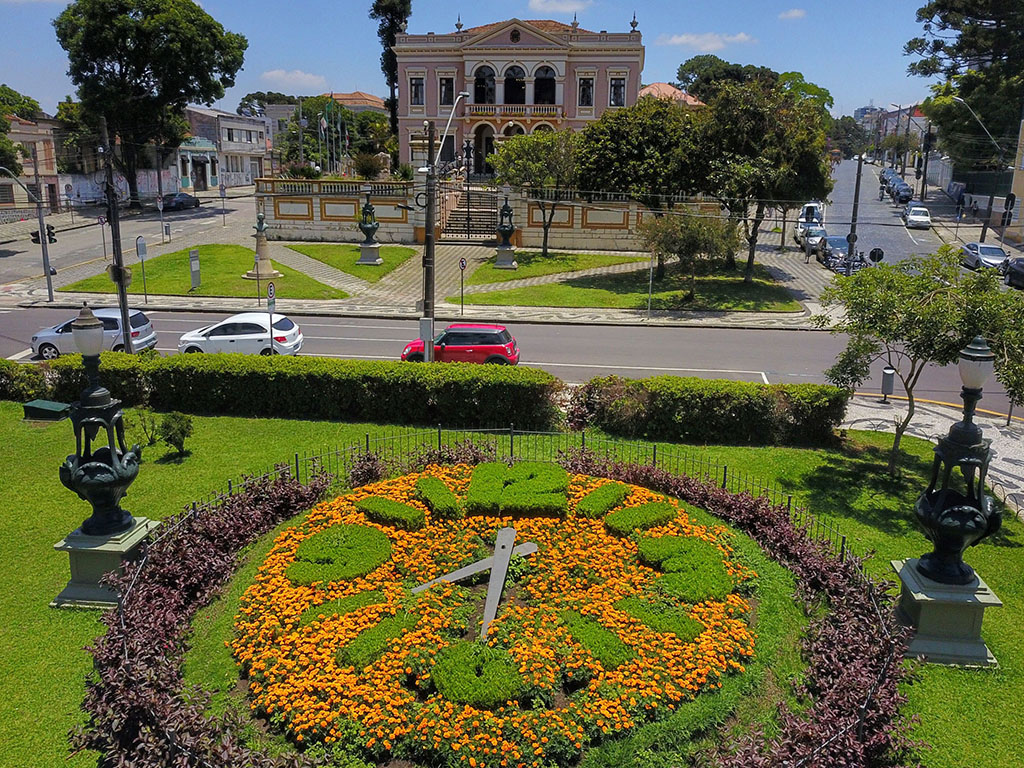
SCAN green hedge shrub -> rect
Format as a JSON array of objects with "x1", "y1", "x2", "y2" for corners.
[
  {"x1": 464, "y1": 462, "x2": 569, "y2": 517},
  {"x1": 356, "y1": 496, "x2": 426, "y2": 531},
  {"x1": 286, "y1": 524, "x2": 392, "y2": 586},
  {"x1": 0, "y1": 360, "x2": 48, "y2": 402},
  {"x1": 298, "y1": 590, "x2": 384, "y2": 627},
  {"x1": 614, "y1": 597, "x2": 703, "y2": 644},
  {"x1": 46, "y1": 353, "x2": 561, "y2": 428},
  {"x1": 576, "y1": 482, "x2": 630, "y2": 519},
  {"x1": 567, "y1": 375, "x2": 848, "y2": 446},
  {"x1": 431, "y1": 642, "x2": 526, "y2": 709},
  {"x1": 604, "y1": 501, "x2": 676, "y2": 537},
  {"x1": 336, "y1": 612, "x2": 419, "y2": 670},
  {"x1": 414, "y1": 476, "x2": 463, "y2": 519},
  {"x1": 560, "y1": 611, "x2": 637, "y2": 670}
]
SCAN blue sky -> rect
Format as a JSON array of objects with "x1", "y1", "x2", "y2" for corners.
[{"x1": 2, "y1": 0, "x2": 937, "y2": 117}]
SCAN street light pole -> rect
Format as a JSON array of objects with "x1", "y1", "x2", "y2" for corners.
[
  {"x1": 99, "y1": 117, "x2": 134, "y2": 354},
  {"x1": 953, "y1": 96, "x2": 1007, "y2": 243}
]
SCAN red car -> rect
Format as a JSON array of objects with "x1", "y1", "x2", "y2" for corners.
[{"x1": 401, "y1": 323, "x2": 520, "y2": 365}]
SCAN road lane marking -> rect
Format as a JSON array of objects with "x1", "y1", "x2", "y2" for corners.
[
  {"x1": 761, "y1": 371, "x2": 770, "y2": 384},
  {"x1": 905, "y1": 227, "x2": 919, "y2": 245},
  {"x1": 6, "y1": 348, "x2": 32, "y2": 361},
  {"x1": 524, "y1": 360, "x2": 769, "y2": 377}
]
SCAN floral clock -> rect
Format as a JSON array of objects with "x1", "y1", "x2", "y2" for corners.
[{"x1": 232, "y1": 462, "x2": 757, "y2": 768}]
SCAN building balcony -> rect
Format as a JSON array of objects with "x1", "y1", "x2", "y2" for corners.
[{"x1": 464, "y1": 104, "x2": 563, "y2": 118}]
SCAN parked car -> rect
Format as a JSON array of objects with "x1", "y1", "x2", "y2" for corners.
[
  {"x1": 401, "y1": 323, "x2": 519, "y2": 365},
  {"x1": 960, "y1": 242, "x2": 1010, "y2": 271},
  {"x1": 903, "y1": 205, "x2": 932, "y2": 229},
  {"x1": 893, "y1": 185, "x2": 914, "y2": 205},
  {"x1": 1004, "y1": 257, "x2": 1024, "y2": 289},
  {"x1": 177, "y1": 312, "x2": 303, "y2": 355},
  {"x1": 32, "y1": 308, "x2": 157, "y2": 360},
  {"x1": 817, "y1": 236, "x2": 849, "y2": 265},
  {"x1": 161, "y1": 192, "x2": 201, "y2": 211},
  {"x1": 798, "y1": 225, "x2": 827, "y2": 253}
]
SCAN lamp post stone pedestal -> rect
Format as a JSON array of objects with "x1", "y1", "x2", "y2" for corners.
[
  {"x1": 52, "y1": 519, "x2": 159, "y2": 608},
  {"x1": 494, "y1": 195, "x2": 518, "y2": 270},
  {"x1": 244, "y1": 213, "x2": 283, "y2": 280}
]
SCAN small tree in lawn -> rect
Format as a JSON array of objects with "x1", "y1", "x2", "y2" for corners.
[
  {"x1": 158, "y1": 411, "x2": 194, "y2": 457},
  {"x1": 638, "y1": 209, "x2": 739, "y2": 300},
  {"x1": 815, "y1": 246, "x2": 1001, "y2": 475},
  {"x1": 491, "y1": 130, "x2": 577, "y2": 258}
]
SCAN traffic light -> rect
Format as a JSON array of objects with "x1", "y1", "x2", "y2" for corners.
[
  {"x1": 46, "y1": 224, "x2": 56, "y2": 244},
  {"x1": 30, "y1": 230, "x2": 40, "y2": 244}
]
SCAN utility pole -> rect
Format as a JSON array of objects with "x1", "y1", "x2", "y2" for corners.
[
  {"x1": 921, "y1": 124, "x2": 931, "y2": 202},
  {"x1": 298, "y1": 98, "x2": 304, "y2": 164},
  {"x1": 420, "y1": 121, "x2": 437, "y2": 362},
  {"x1": 29, "y1": 145, "x2": 55, "y2": 302},
  {"x1": 902, "y1": 105, "x2": 914, "y2": 178},
  {"x1": 99, "y1": 117, "x2": 134, "y2": 354},
  {"x1": 847, "y1": 154, "x2": 864, "y2": 277}
]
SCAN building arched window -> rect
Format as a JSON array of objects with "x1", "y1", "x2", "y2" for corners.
[
  {"x1": 504, "y1": 65, "x2": 526, "y2": 104},
  {"x1": 534, "y1": 66, "x2": 556, "y2": 104},
  {"x1": 474, "y1": 66, "x2": 495, "y2": 104}
]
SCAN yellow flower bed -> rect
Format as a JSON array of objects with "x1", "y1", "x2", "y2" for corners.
[{"x1": 232, "y1": 465, "x2": 757, "y2": 767}]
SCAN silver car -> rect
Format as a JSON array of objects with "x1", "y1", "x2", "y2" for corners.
[
  {"x1": 177, "y1": 312, "x2": 303, "y2": 356},
  {"x1": 960, "y1": 242, "x2": 1009, "y2": 271},
  {"x1": 32, "y1": 308, "x2": 157, "y2": 360}
]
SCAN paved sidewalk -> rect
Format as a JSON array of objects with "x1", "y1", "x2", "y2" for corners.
[{"x1": 845, "y1": 395, "x2": 1023, "y2": 517}]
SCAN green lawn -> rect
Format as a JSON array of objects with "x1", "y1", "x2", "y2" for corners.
[
  {"x1": 60, "y1": 244, "x2": 347, "y2": 300},
  {"x1": 287, "y1": 243, "x2": 418, "y2": 283},
  {"x1": 453, "y1": 264, "x2": 801, "y2": 312},
  {"x1": 3, "y1": 398, "x2": 1021, "y2": 768},
  {"x1": 466, "y1": 250, "x2": 647, "y2": 286}
]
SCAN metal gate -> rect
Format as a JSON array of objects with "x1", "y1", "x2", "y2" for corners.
[{"x1": 437, "y1": 177, "x2": 499, "y2": 241}]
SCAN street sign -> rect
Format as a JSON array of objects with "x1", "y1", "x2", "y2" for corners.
[
  {"x1": 268, "y1": 296, "x2": 276, "y2": 314},
  {"x1": 846, "y1": 232, "x2": 858, "y2": 245},
  {"x1": 97, "y1": 215, "x2": 106, "y2": 226},
  {"x1": 1005, "y1": 193, "x2": 1016, "y2": 211},
  {"x1": 189, "y1": 248, "x2": 200, "y2": 290},
  {"x1": 135, "y1": 236, "x2": 147, "y2": 261},
  {"x1": 869, "y1": 247, "x2": 884, "y2": 263},
  {"x1": 64, "y1": 183, "x2": 72, "y2": 194},
  {"x1": 219, "y1": 183, "x2": 227, "y2": 198},
  {"x1": 459, "y1": 257, "x2": 467, "y2": 271},
  {"x1": 267, "y1": 281, "x2": 276, "y2": 301}
]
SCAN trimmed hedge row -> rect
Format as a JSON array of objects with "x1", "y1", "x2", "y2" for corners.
[
  {"x1": 0, "y1": 359, "x2": 47, "y2": 401},
  {"x1": 41, "y1": 353, "x2": 562, "y2": 429},
  {"x1": 567, "y1": 375, "x2": 849, "y2": 446}
]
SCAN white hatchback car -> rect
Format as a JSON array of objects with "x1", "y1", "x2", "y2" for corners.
[
  {"x1": 904, "y1": 206, "x2": 932, "y2": 229},
  {"x1": 177, "y1": 312, "x2": 303, "y2": 356},
  {"x1": 32, "y1": 308, "x2": 157, "y2": 360}
]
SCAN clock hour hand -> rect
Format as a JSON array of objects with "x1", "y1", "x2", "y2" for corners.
[
  {"x1": 480, "y1": 527, "x2": 516, "y2": 640},
  {"x1": 411, "y1": 539, "x2": 537, "y2": 594}
]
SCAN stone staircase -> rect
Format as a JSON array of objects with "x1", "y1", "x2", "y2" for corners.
[{"x1": 441, "y1": 187, "x2": 499, "y2": 241}]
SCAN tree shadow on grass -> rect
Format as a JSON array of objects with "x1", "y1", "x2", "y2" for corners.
[{"x1": 155, "y1": 449, "x2": 192, "y2": 465}]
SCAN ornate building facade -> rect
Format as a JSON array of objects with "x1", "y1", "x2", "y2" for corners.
[{"x1": 393, "y1": 17, "x2": 644, "y2": 173}]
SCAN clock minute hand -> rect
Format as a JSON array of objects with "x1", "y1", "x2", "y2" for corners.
[{"x1": 411, "y1": 539, "x2": 537, "y2": 594}]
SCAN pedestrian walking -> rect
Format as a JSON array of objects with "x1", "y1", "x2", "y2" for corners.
[{"x1": 971, "y1": 200, "x2": 979, "y2": 221}]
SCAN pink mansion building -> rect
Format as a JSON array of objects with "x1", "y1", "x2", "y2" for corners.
[{"x1": 393, "y1": 17, "x2": 644, "y2": 174}]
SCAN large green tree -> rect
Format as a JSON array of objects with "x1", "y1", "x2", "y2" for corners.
[
  {"x1": 0, "y1": 85, "x2": 41, "y2": 175},
  {"x1": 54, "y1": 0, "x2": 247, "y2": 207},
  {"x1": 698, "y1": 80, "x2": 832, "y2": 282},
  {"x1": 675, "y1": 55, "x2": 778, "y2": 103},
  {"x1": 906, "y1": 1, "x2": 1024, "y2": 169},
  {"x1": 237, "y1": 91, "x2": 298, "y2": 116},
  {"x1": 815, "y1": 247, "x2": 1003, "y2": 474},
  {"x1": 491, "y1": 130, "x2": 577, "y2": 257},
  {"x1": 638, "y1": 209, "x2": 739, "y2": 301},
  {"x1": 577, "y1": 97, "x2": 699, "y2": 278},
  {"x1": 827, "y1": 115, "x2": 871, "y2": 159},
  {"x1": 369, "y1": 0, "x2": 412, "y2": 136}
]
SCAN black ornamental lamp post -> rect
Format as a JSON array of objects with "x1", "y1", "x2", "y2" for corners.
[
  {"x1": 58, "y1": 303, "x2": 141, "y2": 536},
  {"x1": 359, "y1": 186, "x2": 379, "y2": 245},
  {"x1": 497, "y1": 196, "x2": 515, "y2": 247},
  {"x1": 914, "y1": 336, "x2": 1002, "y2": 584}
]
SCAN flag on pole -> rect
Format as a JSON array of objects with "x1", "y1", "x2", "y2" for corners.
[
  {"x1": 345, "y1": 126, "x2": 350, "y2": 152},
  {"x1": 319, "y1": 116, "x2": 328, "y2": 133}
]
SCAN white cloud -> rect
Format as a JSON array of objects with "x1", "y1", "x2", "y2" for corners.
[
  {"x1": 656, "y1": 32, "x2": 755, "y2": 52},
  {"x1": 528, "y1": 0, "x2": 591, "y2": 12},
  {"x1": 260, "y1": 69, "x2": 327, "y2": 91},
  {"x1": 778, "y1": 8, "x2": 806, "y2": 20}
]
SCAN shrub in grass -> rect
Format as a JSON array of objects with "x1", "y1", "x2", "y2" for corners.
[
  {"x1": 298, "y1": 591, "x2": 384, "y2": 627},
  {"x1": 348, "y1": 449, "x2": 386, "y2": 487},
  {"x1": 414, "y1": 475, "x2": 463, "y2": 519},
  {"x1": 336, "y1": 612, "x2": 419, "y2": 670},
  {"x1": 431, "y1": 642, "x2": 526, "y2": 709},
  {"x1": 286, "y1": 524, "x2": 392, "y2": 586},
  {"x1": 604, "y1": 501, "x2": 675, "y2": 537},
  {"x1": 356, "y1": 496, "x2": 425, "y2": 531},
  {"x1": 615, "y1": 597, "x2": 704, "y2": 644},
  {"x1": 158, "y1": 411, "x2": 193, "y2": 455},
  {"x1": 576, "y1": 481, "x2": 630, "y2": 519},
  {"x1": 0, "y1": 359, "x2": 47, "y2": 401},
  {"x1": 560, "y1": 611, "x2": 637, "y2": 670}
]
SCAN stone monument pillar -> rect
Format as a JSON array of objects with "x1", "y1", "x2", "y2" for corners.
[
  {"x1": 357, "y1": 191, "x2": 383, "y2": 265},
  {"x1": 244, "y1": 212, "x2": 283, "y2": 280},
  {"x1": 494, "y1": 195, "x2": 518, "y2": 270}
]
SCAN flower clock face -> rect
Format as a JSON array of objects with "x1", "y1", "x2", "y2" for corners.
[{"x1": 232, "y1": 463, "x2": 757, "y2": 768}]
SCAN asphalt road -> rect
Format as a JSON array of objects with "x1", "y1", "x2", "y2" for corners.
[
  {"x1": 0, "y1": 199, "x2": 250, "y2": 285},
  {"x1": 1, "y1": 307, "x2": 1011, "y2": 415},
  {"x1": 825, "y1": 159, "x2": 946, "y2": 264}
]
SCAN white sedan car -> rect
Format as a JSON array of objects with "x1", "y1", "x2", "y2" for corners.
[
  {"x1": 177, "y1": 312, "x2": 303, "y2": 356},
  {"x1": 904, "y1": 206, "x2": 932, "y2": 229}
]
